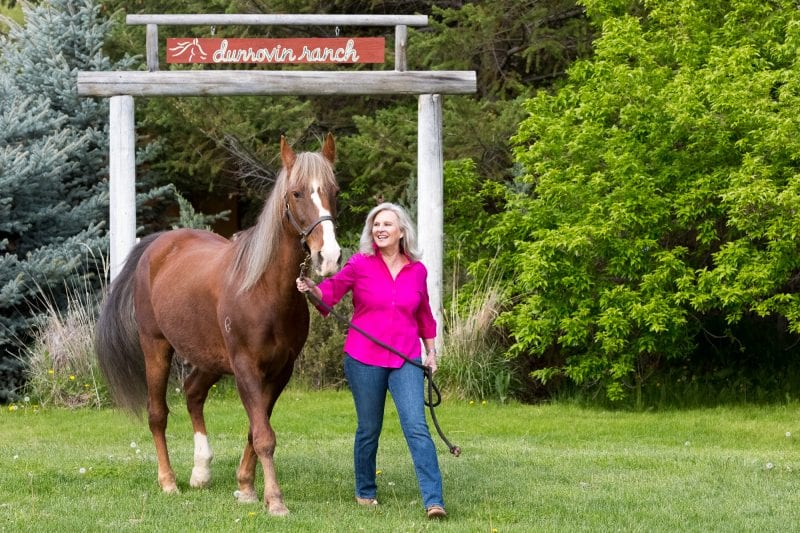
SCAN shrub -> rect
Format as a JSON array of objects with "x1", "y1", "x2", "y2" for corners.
[
  {"x1": 294, "y1": 294, "x2": 350, "y2": 390},
  {"x1": 22, "y1": 278, "x2": 108, "y2": 409},
  {"x1": 489, "y1": 0, "x2": 800, "y2": 402}
]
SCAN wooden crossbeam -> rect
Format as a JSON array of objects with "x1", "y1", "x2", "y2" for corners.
[
  {"x1": 77, "y1": 70, "x2": 477, "y2": 97},
  {"x1": 126, "y1": 14, "x2": 429, "y2": 26}
]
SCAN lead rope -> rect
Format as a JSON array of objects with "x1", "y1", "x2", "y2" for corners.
[{"x1": 299, "y1": 255, "x2": 461, "y2": 457}]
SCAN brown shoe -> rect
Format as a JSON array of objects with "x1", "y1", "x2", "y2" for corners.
[
  {"x1": 356, "y1": 497, "x2": 379, "y2": 506},
  {"x1": 426, "y1": 505, "x2": 447, "y2": 519}
]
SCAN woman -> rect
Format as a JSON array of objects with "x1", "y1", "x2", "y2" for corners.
[{"x1": 296, "y1": 202, "x2": 446, "y2": 519}]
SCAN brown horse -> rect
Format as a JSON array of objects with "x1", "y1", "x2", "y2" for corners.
[{"x1": 95, "y1": 135, "x2": 340, "y2": 516}]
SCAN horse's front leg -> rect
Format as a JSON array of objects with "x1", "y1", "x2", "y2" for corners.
[
  {"x1": 256, "y1": 418, "x2": 287, "y2": 516},
  {"x1": 233, "y1": 360, "x2": 289, "y2": 516}
]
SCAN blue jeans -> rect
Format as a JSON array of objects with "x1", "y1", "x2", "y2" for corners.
[{"x1": 343, "y1": 355, "x2": 444, "y2": 509}]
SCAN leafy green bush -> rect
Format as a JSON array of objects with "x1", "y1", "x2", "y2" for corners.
[
  {"x1": 293, "y1": 294, "x2": 351, "y2": 390},
  {"x1": 488, "y1": 0, "x2": 800, "y2": 402}
]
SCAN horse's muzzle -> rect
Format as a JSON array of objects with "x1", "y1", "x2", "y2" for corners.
[{"x1": 315, "y1": 245, "x2": 341, "y2": 277}]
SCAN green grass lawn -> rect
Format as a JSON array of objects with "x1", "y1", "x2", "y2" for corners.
[{"x1": 2, "y1": 389, "x2": 800, "y2": 531}]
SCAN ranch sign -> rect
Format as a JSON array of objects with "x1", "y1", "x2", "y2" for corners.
[{"x1": 166, "y1": 37, "x2": 385, "y2": 64}]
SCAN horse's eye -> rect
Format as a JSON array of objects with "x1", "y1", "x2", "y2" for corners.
[{"x1": 292, "y1": 191, "x2": 302, "y2": 199}]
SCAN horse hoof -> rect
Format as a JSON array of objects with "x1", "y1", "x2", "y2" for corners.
[
  {"x1": 234, "y1": 489, "x2": 258, "y2": 503},
  {"x1": 190, "y1": 478, "x2": 210, "y2": 489},
  {"x1": 190, "y1": 468, "x2": 211, "y2": 488},
  {"x1": 161, "y1": 484, "x2": 179, "y2": 494},
  {"x1": 268, "y1": 503, "x2": 289, "y2": 517}
]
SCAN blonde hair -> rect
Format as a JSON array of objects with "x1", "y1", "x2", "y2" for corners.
[
  {"x1": 358, "y1": 202, "x2": 421, "y2": 261},
  {"x1": 231, "y1": 151, "x2": 336, "y2": 293}
]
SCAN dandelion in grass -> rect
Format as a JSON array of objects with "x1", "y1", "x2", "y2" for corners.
[
  {"x1": 24, "y1": 396, "x2": 30, "y2": 403},
  {"x1": 684, "y1": 441, "x2": 691, "y2": 447},
  {"x1": 130, "y1": 441, "x2": 137, "y2": 449},
  {"x1": 376, "y1": 469, "x2": 382, "y2": 475},
  {"x1": 13, "y1": 455, "x2": 19, "y2": 460},
  {"x1": 766, "y1": 462, "x2": 774, "y2": 470},
  {"x1": 482, "y1": 400, "x2": 487, "y2": 405},
  {"x1": 69, "y1": 375, "x2": 76, "y2": 381},
  {"x1": 48, "y1": 369, "x2": 54, "y2": 376},
  {"x1": 786, "y1": 432, "x2": 792, "y2": 438},
  {"x1": 8, "y1": 404, "x2": 17, "y2": 412},
  {"x1": 79, "y1": 467, "x2": 86, "y2": 474},
  {"x1": 469, "y1": 400, "x2": 475, "y2": 405}
]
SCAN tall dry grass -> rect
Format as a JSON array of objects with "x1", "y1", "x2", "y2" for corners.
[
  {"x1": 439, "y1": 264, "x2": 517, "y2": 402},
  {"x1": 22, "y1": 277, "x2": 108, "y2": 408}
]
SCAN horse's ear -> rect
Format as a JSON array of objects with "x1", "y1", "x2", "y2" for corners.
[
  {"x1": 322, "y1": 133, "x2": 336, "y2": 164},
  {"x1": 280, "y1": 135, "x2": 296, "y2": 168}
]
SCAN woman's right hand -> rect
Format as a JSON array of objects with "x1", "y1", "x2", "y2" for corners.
[{"x1": 296, "y1": 276, "x2": 315, "y2": 293}]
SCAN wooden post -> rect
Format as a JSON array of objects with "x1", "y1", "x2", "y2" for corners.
[
  {"x1": 394, "y1": 25, "x2": 407, "y2": 71},
  {"x1": 109, "y1": 95, "x2": 137, "y2": 282},
  {"x1": 417, "y1": 94, "x2": 444, "y2": 345},
  {"x1": 146, "y1": 24, "x2": 159, "y2": 71}
]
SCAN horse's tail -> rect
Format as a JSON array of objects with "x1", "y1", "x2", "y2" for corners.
[{"x1": 95, "y1": 233, "x2": 162, "y2": 415}]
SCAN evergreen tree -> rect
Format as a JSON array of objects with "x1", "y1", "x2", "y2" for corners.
[{"x1": 0, "y1": 0, "x2": 135, "y2": 401}]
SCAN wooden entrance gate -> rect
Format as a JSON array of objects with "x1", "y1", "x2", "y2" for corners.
[{"x1": 77, "y1": 13, "x2": 477, "y2": 338}]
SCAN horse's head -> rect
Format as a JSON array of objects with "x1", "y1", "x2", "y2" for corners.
[{"x1": 282, "y1": 134, "x2": 341, "y2": 277}]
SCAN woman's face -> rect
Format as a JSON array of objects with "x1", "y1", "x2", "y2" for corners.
[{"x1": 372, "y1": 210, "x2": 404, "y2": 252}]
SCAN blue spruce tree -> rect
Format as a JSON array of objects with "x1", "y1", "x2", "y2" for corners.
[{"x1": 0, "y1": 0, "x2": 136, "y2": 401}]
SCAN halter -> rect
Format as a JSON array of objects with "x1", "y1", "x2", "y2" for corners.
[{"x1": 285, "y1": 197, "x2": 335, "y2": 252}]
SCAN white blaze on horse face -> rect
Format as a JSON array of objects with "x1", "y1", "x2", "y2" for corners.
[
  {"x1": 310, "y1": 180, "x2": 340, "y2": 276},
  {"x1": 190, "y1": 432, "x2": 213, "y2": 488}
]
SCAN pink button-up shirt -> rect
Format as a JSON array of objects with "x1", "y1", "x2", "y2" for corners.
[{"x1": 316, "y1": 251, "x2": 437, "y2": 368}]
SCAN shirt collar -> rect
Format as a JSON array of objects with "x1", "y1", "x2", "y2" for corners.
[{"x1": 371, "y1": 242, "x2": 413, "y2": 262}]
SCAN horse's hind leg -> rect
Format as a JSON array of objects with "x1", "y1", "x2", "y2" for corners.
[
  {"x1": 141, "y1": 335, "x2": 178, "y2": 493},
  {"x1": 185, "y1": 368, "x2": 221, "y2": 489}
]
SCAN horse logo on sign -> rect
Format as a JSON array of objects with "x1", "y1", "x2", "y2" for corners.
[{"x1": 167, "y1": 38, "x2": 208, "y2": 62}]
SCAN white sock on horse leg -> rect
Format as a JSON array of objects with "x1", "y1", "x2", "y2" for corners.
[{"x1": 190, "y1": 432, "x2": 213, "y2": 488}]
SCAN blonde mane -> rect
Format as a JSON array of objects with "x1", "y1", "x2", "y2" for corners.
[{"x1": 231, "y1": 151, "x2": 336, "y2": 293}]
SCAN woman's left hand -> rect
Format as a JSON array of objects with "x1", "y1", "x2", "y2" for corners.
[{"x1": 424, "y1": 352, "x2": 438, "y2": 374}]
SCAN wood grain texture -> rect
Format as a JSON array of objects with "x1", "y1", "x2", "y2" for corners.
[{"x1": 77, "y1": 70, "x2": 477, "y2": 96}]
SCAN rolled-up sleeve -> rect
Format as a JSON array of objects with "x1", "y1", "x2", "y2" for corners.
[
  {"x1": 315, "y1": 256, "x2": 358, "y2": 316},
  {"x1": 415, "y1": 265, "x2": 437, "y2": 339}
]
